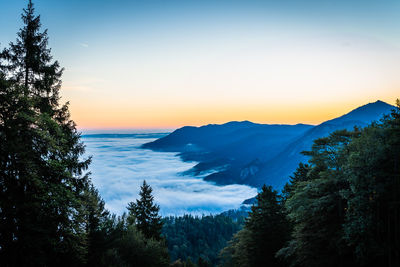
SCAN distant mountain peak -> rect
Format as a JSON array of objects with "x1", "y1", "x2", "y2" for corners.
[{"x1": 349, "y1": 99, "x2": 392, "y2": 111}]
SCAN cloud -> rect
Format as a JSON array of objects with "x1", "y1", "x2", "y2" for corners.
[
  {"x1": 83, "y1": 135, "x2": 258, "y2": 216},
  {"x1": 79, "y1": 42, "x2": 89, "y2": 48}
]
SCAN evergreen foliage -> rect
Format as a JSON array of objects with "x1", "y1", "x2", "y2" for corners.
[
  {"x1": 0, "y1": 2, "x2": 169, "y2": 266},
  {"x1": 0, "y1": 1, "x2": 90, "y2": 265},
  {"x1": 245, "y1": 185, "x2": 290, "y2": 266},
  {"x1": 279, "y1": 130, "x2": 357, "y2": 267},
  {"x1": 84, "y1": 211, "x2": 170, "y2": 267},
  {"x1": 127, "y1": 180, "x2": 164, "y2": 240},
  {"x1": 281, "y1": 163, "x2": 311, "y2": 201},
  {"x1": 278, "y1": 102, "x2": 400, "y2": 267},
  {"x1": 221, "y1": 101, "x2": 400, "y2": 267},
  {"x1": 219, "y1": 186, "x2": 290, "y2": 267},
  {"x1": 341, "y1": 103, "x2": 400, "y2": 266},
  {"x1": 163, "y1": 213, "x2": 244, "y2": 266},
  {"x1": 106, "y1": 216, "x2": 169, "y2": 267}
]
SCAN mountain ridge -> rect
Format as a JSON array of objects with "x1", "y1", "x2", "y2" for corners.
[{"x1": 142, "y1": 100, "x2": 395, "y2": 188}]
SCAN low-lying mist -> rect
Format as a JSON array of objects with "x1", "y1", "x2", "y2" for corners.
[{"x1": 82, "y1": 134, "x2": 257, "y2": 216}]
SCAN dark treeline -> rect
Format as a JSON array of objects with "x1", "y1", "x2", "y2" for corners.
[
  {"x1": 84, "y1": 182, "x2": 170, "y2": 267},
  {"x1": 163, "y1": 211, "x2": 246, "y2": 266},
  {"x1": 220, "y1": 102, "x2": 400, "y2": 267}
]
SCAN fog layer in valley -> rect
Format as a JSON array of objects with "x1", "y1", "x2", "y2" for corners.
[{"x1": 82, "y1": 133, "x2": 257, "y2": 216}]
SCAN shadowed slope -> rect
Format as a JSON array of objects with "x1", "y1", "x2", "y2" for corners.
[{"x1": 143, "y1": 100, "x2": 395, "y2": 189}]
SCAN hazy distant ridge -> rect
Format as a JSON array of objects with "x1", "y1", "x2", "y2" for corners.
[{"x1": 142, "y1": 100, "x2": 395, "y2": 188}]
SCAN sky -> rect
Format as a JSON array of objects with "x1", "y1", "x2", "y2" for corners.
[{"x1": 1, "y1": 0, "x2": 400, "y2": 129}]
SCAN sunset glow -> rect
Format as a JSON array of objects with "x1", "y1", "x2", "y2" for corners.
[{"x1": 1, "y1": 0, "x2": 399, "y2": 129}]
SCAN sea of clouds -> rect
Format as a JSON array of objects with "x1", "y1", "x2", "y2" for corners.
[{"x1": 81, "y1": 133, "x2": 258, "y2": 216}]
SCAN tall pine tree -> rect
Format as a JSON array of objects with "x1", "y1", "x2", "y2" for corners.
[
  {"x1": 0, "y1": 1, "x2": 91, "y2": 265},
  {"x1": 220, "y1": 185, "x2": 289, "y2": 267},
  {"x1": 127, "y1": 180, "x2": 163, "y2": 241},
  {"x1": 281, "y1": 130, "x2": 357, "y2": 267}
]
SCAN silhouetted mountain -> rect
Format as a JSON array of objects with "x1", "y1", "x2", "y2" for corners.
[
  {"x1": 143, "y1": 122, "x2": 313, "y2": 179},
  {"x1": 142, "y1": 100, "x2": 395, "y2": 189},
  {"x1": 253, "y1": 100, "x2": 394, "y2": 188}
]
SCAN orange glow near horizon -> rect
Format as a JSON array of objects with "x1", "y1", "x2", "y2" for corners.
[
  {"x1": 60, "y1": 31, "x2": 400, "y2": 130},
  {"x1": 2, "y1": 0, "x2": 400, "y2": 131},
  {"x1": 68, "y1": 94, "x2": 399, "y2": 130}
]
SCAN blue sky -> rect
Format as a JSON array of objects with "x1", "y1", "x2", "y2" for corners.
[{"x1": 1, "y1": 0, "x2": 399, "y2": 128}]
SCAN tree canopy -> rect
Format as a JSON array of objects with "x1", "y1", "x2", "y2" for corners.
[
  {"x1": 0, "y1": 0, "x2": 91, "y2": 265},
  {"x1": 127, "y1": 180, "x2": 164, "y2": 241},
  {"x1": 0, "y1": 2, "x2": 169, "y2": 266},
  {"x1": 221, "y1": 101, "x2": 400, "y2": 267},
  {"x1": 220, "y1": 185, "x2": 290, "y2": 267}
]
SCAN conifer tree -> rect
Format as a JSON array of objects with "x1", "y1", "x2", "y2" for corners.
[
  {"x1": 342, "y1": 102, "x2": 400, "y2": 266},
  {"x1": 84, "y1": 185, "x2": 113, "y2": 266},
  {"x1": 282, "y1": 163, "x2": 311, "y2": 201},
  {"x1": 220, "y1": 186, "x2": 289, "y2": 267},
  {"x1": 127, "y1": 180, "x2": 163, "y2": 240},
  {"x1": 281, "y1": 130, "x2": 357, "y2": 267},
  {"x1": 0, "y1": 1, "x2": 91, "y2": 265},
  {"x1": 245, "y1": 185, "x2": 289, "y2": 267}
]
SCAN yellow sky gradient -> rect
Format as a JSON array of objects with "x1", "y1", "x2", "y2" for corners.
[
  {"x1": 61, "y1": 37, "x2": 400, "y2": 129},
  {"x1": 64, "y1": 92, "x2": 399, "y2": 129},
  {"x1": 52, "y1": 2, "x2": 400, "y2": 130},
  {"x1": 2, "y1": 0, "x2": 400, "y2": 130}
]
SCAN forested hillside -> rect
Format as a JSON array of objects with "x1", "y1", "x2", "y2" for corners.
[
  {"x1": 220, "y1": 102, "x2": 400, "y2": 267},
  {"x1": 163, "y1": 212, "x2": 246, "y2": 266}
]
